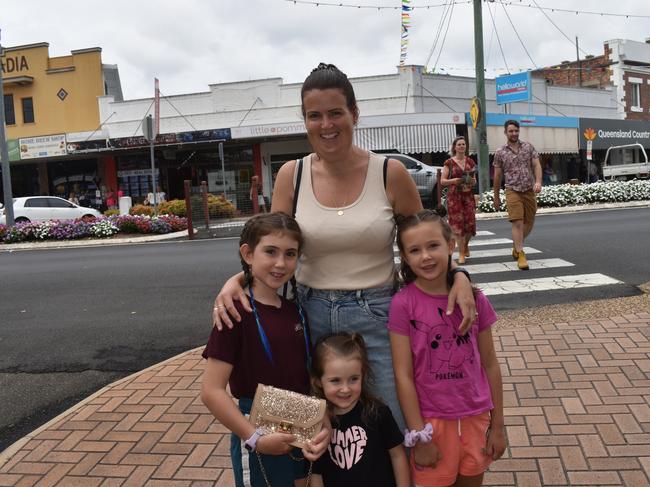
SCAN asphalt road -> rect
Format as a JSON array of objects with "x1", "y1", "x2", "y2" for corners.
[{"x1": 0, "y1": 206, "x2": 648, "y2": 451}]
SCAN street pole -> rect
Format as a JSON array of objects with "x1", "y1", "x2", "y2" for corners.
[
  {"x1": 473, "y1": 0, "x2": 490, "y2": 197},
  {"x1": 143, "y1": 114, "x2": 157, "y2": 212},
  {"x1": 218, "y1": 142, "x2": 225, "y2": 197},
  {"x1": 0, "y1": 32, "x2": 15, "y2": 226}
]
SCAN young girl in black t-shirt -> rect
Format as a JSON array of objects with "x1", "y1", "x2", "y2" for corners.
[
  {"x1": 310, "y1": 333, "x2": 410, "y2": 487},
  {"x1": 201, "y1": 213, "x2": 328, "y2": 487}
]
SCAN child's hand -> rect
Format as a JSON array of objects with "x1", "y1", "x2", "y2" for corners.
[
  {"x1": 302, "y1": 426, "x2": 330, "y2": 461},
  {"x1": 484, "y1": 426, "x2": 507, "y2": 460},
  {"x1": 256, "y1": 433, "x2": 295, "y2": 455},
  {"x1": 413, "y1": 441, "x2": 442, "y2": 469}
]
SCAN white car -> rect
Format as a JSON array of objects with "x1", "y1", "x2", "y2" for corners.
[
  {"x1": 0, "y1": 196, "x2": 102, "y2": 225},
  {"x1": 384, "y1": 153, "x2": 444, "y2": 207}
]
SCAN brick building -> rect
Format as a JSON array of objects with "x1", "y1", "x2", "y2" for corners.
[{"x1": 533, "y1": 38, "x2": 650, "y2": 121}]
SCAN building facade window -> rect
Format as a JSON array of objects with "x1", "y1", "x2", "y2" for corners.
[
  {"x1": 22, "y1": 97, "x2": 35, "y2": 123},
  {"x1": 631, "y1": 83, "x2": 641, "y2": 109},
  {"x1": 4, "y1": 94, "x2": 15, "y2": 125}
]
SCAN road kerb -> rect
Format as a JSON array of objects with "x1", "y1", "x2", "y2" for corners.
[{"x1": 0, "y1": 346, "x2": 204, "y2": 469}]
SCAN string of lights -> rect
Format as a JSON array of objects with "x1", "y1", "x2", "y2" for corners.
[{"x1": 285, "y1": 0, "x2": 650, "y2": 18}]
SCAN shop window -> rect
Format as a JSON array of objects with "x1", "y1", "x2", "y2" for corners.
[
  {"x1": 22, "y1": 97, "x2": 35, "y2": 123},
  {"x1": 4, "y1": 94, "x2": 15, "y2": 125}
]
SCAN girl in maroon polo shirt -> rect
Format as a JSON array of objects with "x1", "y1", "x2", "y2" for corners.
[{"x1": 201, "y1": 213, "x2": 328, "y2": 487}]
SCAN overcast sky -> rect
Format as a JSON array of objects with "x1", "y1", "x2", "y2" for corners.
[{"x1": 3, "y1": 0, "x2": 649, "y2": 100}]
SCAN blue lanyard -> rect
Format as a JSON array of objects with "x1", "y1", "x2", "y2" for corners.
[{"x1": 248, "y1": 288, "x2": 311, "y2": 366}]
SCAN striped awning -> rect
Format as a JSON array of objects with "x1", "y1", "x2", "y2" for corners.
[{"x1": 354, "y1": 124, "x2": 457, "y2": 153}]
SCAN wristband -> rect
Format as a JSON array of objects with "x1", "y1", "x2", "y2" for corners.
[
  {"x1": 244, "y1": 428, "x2": 264, "y2": 452},
  {"x1": 404, "y1": 423, "x2": 434, "y2": 447},
  {"x1": 449, "y1": 267, "x2": 471, "y2": 282}
]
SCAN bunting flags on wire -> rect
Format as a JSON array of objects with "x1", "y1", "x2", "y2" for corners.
[{"x1": 400, "y1": 0, "x2": 411, "y2": 65}]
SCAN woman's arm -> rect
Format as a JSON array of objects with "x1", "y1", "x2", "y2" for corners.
[
  {"x1": 447, "y1": 274, "x2": 477, "y2": 336},
  {"x1": 389, "y1": 332, "x2": 441, "y2": 469},
  {"x1": 200, "y1": 358, "x2": 295, "y2": 455},
  {"x1": 270, "y1": 159, "x2": 297, "y2": 214},
  {"x1": 440, "y1": 163, "x2": 461, "y2": 187},
  {"x1": 385, "y1": 159, "x2": 423, "y2": 216},
  {"x1": 388, "y1": 444, "x2": 411, "y2": 487},
  {"x1": 478, "y1": 328, "x2": 506, "y2": 461}
]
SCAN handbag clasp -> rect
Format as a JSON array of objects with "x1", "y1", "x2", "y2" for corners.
[{"x1": 278, "y1": 421, "x2": 293, "y2": 434}]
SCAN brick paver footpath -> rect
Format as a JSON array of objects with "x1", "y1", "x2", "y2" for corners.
[{"x1": 1, "y1": 312, "x2": 650, "y2": 486}]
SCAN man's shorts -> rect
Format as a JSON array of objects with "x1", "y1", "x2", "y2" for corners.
[
  {"x1": 505, "y1": 189, "x2": 537, "y2": 224},
  {"x1": 412, "y1": 412, "x2": 492, "y2": 487}
]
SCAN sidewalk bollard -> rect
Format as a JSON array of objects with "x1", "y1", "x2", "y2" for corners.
[
  {"x1": 201, "y1": 181, "x2": 210, "y2": 230},
  {"x1": 184, "y1": 180, "x2": 194, "y2": 240}
]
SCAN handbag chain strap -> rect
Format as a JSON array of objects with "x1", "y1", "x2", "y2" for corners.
[{"x1": 256, "y1": 451, "x2": 312, "y2": 487}]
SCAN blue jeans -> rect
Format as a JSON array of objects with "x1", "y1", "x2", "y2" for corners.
[{"x1": 296, "y1": 284, "x2": 405, "y2": 431}]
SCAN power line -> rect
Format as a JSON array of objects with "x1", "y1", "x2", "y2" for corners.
[
  {"x1": 484, "y1": 1, "x2": 497, "y2": 67},
  {"x1": 486, "y1": 1, "x2": 510, "y2": 73},
  {"x1": 424, "y1": 0, "x2": 453, "y2": 68},
  {"x1": 499, "y1": 0, "x2": 538, "y2": 69},
  {"x1": 529, "y1": 0, "x2": 588, "y2": 56},
  {"x1": 431, "y1": 0, "x2": 455, "y2": 72},
  {"x1": 285, "y1": 0, "x2": 650, "y2": 18}
]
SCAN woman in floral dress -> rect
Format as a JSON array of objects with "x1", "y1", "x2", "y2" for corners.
[{"x1": 440, "y1": 136, "x2": 477, "y2": 264}]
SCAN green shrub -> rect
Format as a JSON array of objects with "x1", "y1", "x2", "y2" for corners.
[
  {"x1": 207, "y1": 194, "x2": 236, "y2": 219},
  {"x1": 129, "y1": 204, "x2": 155, "y2": 216},
  {"x1": 158, "y1": 199, "x2": 186, "y2": 217}
]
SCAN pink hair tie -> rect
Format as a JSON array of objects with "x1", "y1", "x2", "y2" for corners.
[{"x1": 404, "y1": 423, "x2": 434, "y2": 447}]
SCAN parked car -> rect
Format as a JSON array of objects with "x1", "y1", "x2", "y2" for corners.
[
  {"x1": 383, "y1": 153, "x2": 443, "y2": 207},
  {"x1": 0, "y1": 196, "x2": 102, "y2": 225}
]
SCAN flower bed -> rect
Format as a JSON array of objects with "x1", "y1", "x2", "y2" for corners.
[
  {"x1": 476, "y1": 179, "x2": 650, "y2": 213},
  {"x1": 0, "y1": 214, "x2": 188, "y2": 244}
]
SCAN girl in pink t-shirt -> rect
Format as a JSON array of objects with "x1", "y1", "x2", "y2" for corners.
[{"x1": 388, "y1": 209, "x2": 506, "y2": 487}]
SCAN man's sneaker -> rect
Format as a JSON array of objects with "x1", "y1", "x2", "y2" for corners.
[
  {"x1": 512, "y1": 248, "x2": 518, "y2": 261},
  {"x1": 517, "y1": 250, "x2": 529, "y2": 270}
]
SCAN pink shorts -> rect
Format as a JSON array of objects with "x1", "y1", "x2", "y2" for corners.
[{"x1": 412, "y1": 412, "x2": 492, "y2": 487}]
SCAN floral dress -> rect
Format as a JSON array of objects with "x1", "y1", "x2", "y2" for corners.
[{"x1": 444, "y1": 157, "x2": 476, "y2": 236}]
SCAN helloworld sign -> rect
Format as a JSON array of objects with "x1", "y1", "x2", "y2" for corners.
[{"x1": 495, "y1": 71, "x2": 532, "y2": 105}]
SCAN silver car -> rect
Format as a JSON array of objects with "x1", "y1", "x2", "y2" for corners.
[
  {"x1": 0, "y1": 196, "x2": 102, "y2": 225},
  {"x1": 384, "y1": 153, "x2": 443, "y2": 207}
]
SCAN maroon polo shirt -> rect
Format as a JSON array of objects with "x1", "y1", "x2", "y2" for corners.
[{"x1": 202, "y1": 297, "x2": 310, "y2": 399}]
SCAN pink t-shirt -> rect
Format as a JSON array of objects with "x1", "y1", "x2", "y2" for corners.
[{"x1": 388, "y1": 283, "x2": 498, "y2": 420}]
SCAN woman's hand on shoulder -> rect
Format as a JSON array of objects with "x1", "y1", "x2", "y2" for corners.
[
  {"x1": 212, "y1": 273, "x2": 249, "y2": 330},
  {"x1": 447, "y1": 272, "x2": 477, "y2": 335},
  {"x1": 385, "y1": 158, "x2": 422, "y2": 216},
  {"x1": 270, "y1": 159, "x2": 298, "y2": 214}
]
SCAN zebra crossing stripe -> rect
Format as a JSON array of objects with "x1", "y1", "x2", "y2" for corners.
[
  {"x1": 478, "y1": 273, "x2": 623, "y2": 296},
  {"x1": 463, "y1": 258, "x2": 574, "y2": 275},
  {"x1": 475, "y1": 231, "x2": 494, "y2": 236},
  {"x1": 452, "y1": 247, "x2": 541, "y2": 259},
  {"x1": 394, "y1": 246, "x2": 541, "y2": 264},
  {"x1": 462, "y1": 238, "x2": 513, "y2": 247}
]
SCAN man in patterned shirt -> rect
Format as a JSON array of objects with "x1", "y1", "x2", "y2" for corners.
[{"x1": 493, "y1": 119, "x2": 542, "y2": 270}]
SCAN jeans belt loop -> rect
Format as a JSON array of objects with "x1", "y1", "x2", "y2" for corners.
[{"x1": 355, "y1": 289, "x2": 363, "y2": 306}]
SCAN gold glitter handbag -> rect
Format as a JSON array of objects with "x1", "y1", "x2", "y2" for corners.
[{"x1": 249, "y1": 384, "x2": 327, "y2": 449}]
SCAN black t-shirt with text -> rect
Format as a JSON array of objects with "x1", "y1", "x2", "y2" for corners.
[{"x1": 313, "y1": 402, "x2": 403, "y2": 487}]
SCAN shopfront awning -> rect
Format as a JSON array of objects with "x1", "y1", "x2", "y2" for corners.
[
  {"x1": 468, "y1": 126, "x2": 579, "y2": 154},
  {"x1": 354, "y1": 124, "x2": 457, "y2": 153}
]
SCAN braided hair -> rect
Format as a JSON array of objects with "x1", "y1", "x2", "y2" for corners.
[
  {"x1": 239, "y1": 212, "x2": 303, "y2": 296},
  {"x1": 394, "y1": 209, "x2": 454, "y2": 289}
]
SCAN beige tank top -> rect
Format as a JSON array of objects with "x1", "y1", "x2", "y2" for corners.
[{"x1": 295, "y1": 152, "x2": 395, "y2": 290}]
